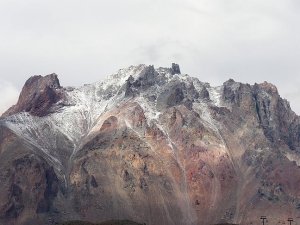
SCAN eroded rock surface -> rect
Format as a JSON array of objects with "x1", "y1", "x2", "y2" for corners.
[{"x1": 2, "y1": 73, "x2": 63, "y2": 117}]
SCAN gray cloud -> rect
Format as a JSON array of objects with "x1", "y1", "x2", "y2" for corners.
[
  {"x1": 0, "y1": 0, "x2": 300, "y2": 113},
  {"x1": 0, "y1": 80, "x2": 19, "y2": 115}
]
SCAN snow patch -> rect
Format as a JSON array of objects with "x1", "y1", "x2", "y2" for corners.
[
  {"x1": 135, "y1": 96, "x2": 161, "y2": 123},
  {"x1": 192, "y1": 102, "x2": 226, "y2": 150},
  {"x1": 285, "y1": 152, "x2": 300, "y2": 166},
  {"x1": 207, "y1": 86, "x2": 223, "y2": 107}
]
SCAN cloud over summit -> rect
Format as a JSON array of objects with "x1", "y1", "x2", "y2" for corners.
[
  {"x1": 0, "y1": 0, "x2": 300, "y2": 113},
  {"x1": 0, "y1": 80, "x2": 19, "y2": 115}
]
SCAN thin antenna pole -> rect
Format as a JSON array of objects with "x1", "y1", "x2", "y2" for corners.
[
  {"x1": 260, "y1": 216, "x2": 267, "y2": 225},
  {"x1": 288, "y1": 218, "x2": 294, "y2": 225}
]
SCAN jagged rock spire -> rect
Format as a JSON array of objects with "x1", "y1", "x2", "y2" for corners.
[
  {"x1": 171, "y1": 63, "x2": 181, "y2": 75},
  {"x1": 2, "y1": 73, "x2": 63, "y2": 117}
]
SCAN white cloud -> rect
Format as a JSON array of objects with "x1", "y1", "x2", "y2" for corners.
[
  {"x1": 0, "y1": 0, "x2": 300, "y2": 113},
  {"x1": 0, "y1": 81, "x2": 19, "y2": 115}
]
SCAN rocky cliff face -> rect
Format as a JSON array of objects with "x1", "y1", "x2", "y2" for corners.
[
  {"x1": 3, "y1": 73, "x2": 63, "y2": 117},
  {"x1": 1, "y1": 64, "x2": 300, "y2": 225}
]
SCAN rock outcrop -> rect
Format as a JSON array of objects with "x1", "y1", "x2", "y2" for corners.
[
  {"x1": 2, "y1": 73, "x2": 63, "y2": 117},
  {"x1": 171, "y1": 63, "x2": 181, "y2": 75}
]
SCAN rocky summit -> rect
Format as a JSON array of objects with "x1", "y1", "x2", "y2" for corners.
[{"x1": 0, "y1": 64, "x2": 300, "y2": 225}]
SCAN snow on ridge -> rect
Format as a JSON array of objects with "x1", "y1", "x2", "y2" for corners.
[
  {"x1": 0, "y1": 65, "x2": 150, "y2": 165},
  {"x1": 207, "y1": 86, "x2": 223, "y2": 107},
  {"x1": 96, "y1": 64, "x2": 148, "y2": 89},
  {"x1": 3, "y1": 112, "x2": 64, "y2": 170},
  {"x1": 192, "y1": 102, "x2": 226, "y2": 150},
  {"x1": 135, "y1": 96, "x2": 161, "y2": 123},
  {"x1": 0, "y1": 64, "x2": 227, "y2": 168}
]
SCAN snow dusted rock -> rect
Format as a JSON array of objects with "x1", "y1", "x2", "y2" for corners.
[
  {"x1": 123, "y1": 66, "x2": 157, "y2": 97},
  {"x1": 1, "y1": 64, "x2": 300, "y2": 225}
]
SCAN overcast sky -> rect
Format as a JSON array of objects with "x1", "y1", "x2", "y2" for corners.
[{"x1": 1, "y1": 0, "x2": 300, "y2": 114}]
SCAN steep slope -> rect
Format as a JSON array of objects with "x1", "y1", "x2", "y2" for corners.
[{"x1": 0, "y1": 64, "x2": 300, "y2": 225}]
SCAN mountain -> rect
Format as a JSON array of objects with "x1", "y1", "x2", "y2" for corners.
[{"x1": 1, "y1": 63, "x2": 300, "y2": 225}]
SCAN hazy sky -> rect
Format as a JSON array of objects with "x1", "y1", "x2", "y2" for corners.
[{"x1": 1, "y1": 0, "x2": 300, "y2": 114}]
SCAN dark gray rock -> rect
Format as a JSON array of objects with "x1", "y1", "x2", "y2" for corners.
[
  {"x1": 125, "y1": 66, "x2": 158, "y2": 97},
  {"x1": 171, "y1": 63, "x2": 181, "y2": 75}
]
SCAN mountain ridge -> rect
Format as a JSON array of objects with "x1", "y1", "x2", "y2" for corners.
[{"x1": 0, "y1": 64, "x2": 300, "y2": 225}]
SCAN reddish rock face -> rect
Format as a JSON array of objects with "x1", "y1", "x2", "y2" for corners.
[
  {"x1": 1, "y1": 64, "x2": 300, "y2": 225},
  {"x1": 2, "y1": 73, "x2": 63, "y2": 117}
]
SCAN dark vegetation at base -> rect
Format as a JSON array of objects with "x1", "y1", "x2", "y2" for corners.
[{"x1": 58, "y1": 220, "x2": 145, "y2": 225}]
